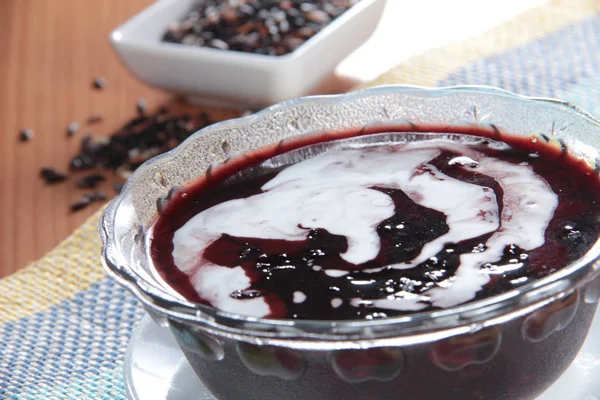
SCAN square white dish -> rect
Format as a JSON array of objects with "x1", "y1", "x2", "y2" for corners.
[{"x1": 110, "y1": 0, "x2": 387, "y2": 108}]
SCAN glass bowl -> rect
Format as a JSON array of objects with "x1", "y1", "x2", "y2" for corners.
[{"x1": 100, "y1": 85, "x2": 600, "y2": 400}]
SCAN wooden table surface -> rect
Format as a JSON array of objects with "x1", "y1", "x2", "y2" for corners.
[
  {"x1": 0, "y1": 0, "x2": 175, "y2": 278},
  {"x1": 0, "y1": 0, "x2": 361, "y2": 279},
  {"x1": 0, "y1": 0, "x2": 538, "y2": 279}
]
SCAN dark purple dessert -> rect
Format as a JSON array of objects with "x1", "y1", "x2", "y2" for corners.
[{"x1": 149, "y1": 131, "x2": 600, "y2": 320}]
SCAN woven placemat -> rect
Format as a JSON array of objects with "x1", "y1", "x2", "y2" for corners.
[{"x1": 2, "y1": 0, "x2": 600, "y2": 398}]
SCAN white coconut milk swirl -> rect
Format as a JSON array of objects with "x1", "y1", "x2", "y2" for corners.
[{"x1": 170, "y1": 140, "x2": 558, "y2": 317}]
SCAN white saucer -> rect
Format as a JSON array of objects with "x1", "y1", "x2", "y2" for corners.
[{"x1": 125, "y1": 310, "x2": 600, "y2": 400}]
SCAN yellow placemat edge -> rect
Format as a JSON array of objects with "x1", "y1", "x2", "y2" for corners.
[{"x1": 0, "y1": 210, "x2": 106, "y2": 324}]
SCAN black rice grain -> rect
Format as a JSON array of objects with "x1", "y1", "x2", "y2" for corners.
[
  {"x1": 70, "y1": 195, "x2": 92, "y2": 212},
  {"x1": 92, "y1": 77, "x2": 106, "y2": 90},
  {"x1": 67, "y1": 122, "x2": 79, "y2": 137},
  {"x1": 75, "y1": 174, "x2": 106, "y2": 189},
  {"x1": 41, "y1": 168, "x2": 68, "y2": 184},
  {"x1": 19, "y1": 129, "x2": 34, "y2": 142}
]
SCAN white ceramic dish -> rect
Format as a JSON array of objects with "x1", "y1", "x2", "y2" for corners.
[
  {"x1": 124, "y1": 310, "x2": 600, "y2": 400},
  {"x1": 110, "y1": 0, "x2": 386, "y2": 108}
]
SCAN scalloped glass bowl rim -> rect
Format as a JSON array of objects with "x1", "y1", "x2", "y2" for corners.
[{"x1": 100, "y1": 85, "x2": 600, "y2": 345}]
